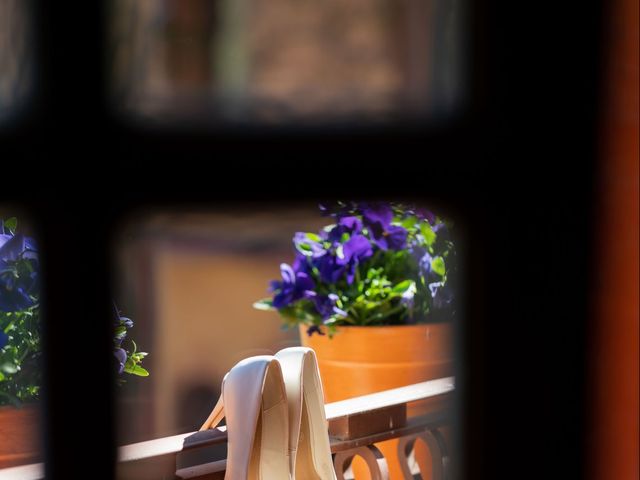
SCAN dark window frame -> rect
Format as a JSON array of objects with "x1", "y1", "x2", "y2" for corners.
[{"x1": 1, "y1": 0, "x2": 607, "y2": 476}]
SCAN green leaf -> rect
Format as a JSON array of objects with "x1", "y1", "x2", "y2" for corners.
[
  {"x1": 402, "y1": 216, "x2": 418, "y2": 229},
  {"x1": 306, "y1": 232, "x2": 321, "y2": 242},
  {"x1": 253, "y1": 299, "x2": 274, "y2": 311},
  {"x1": 296, "y1": 243, "x2": 312, "y2": 254},
  {"x1": 392, "y1": 280, "x2": 414, "y2": 293},
  {"x1": 124, "y1": 364, "x2": 149, "y2": 377},
  {"x1": 0, "y1": 362, "x2": 18, "y2": 374},
  {"x1": 4, "y1": 217, "x2": 17, "y2": 234},
  {"x1": 295, "y1": 232, "x2": 321, "y2": 256},
  {"x1": 131, "y1": 351, "x2": 148, "y2": 362},
  {"x1": 420, "y1": 223, "x2": 436, "y2": 246},
  {"x1": 431, "y1": 256, "x2": 446, "y2": 276}
]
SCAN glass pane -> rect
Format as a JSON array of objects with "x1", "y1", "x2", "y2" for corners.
[
  {"x1": 0, "y1": 211, "x2": 43, "y2": 472},
  {"x1": 113, "y1": 208, "x2": 328, "y2": 447},
  {"x1": 114, "y1": 203, "x2": 458, "y2": 479},
  {"x1": 108, "y1": 0, "x2": 465, "y2": 125}
]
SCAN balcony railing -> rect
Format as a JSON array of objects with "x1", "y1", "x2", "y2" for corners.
[{"x1": 0, "y1": 377, "x2": 454, "y2": 480}]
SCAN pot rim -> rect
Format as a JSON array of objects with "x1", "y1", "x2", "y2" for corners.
[{"x1": 299, "y1": 322, "x2": 450, "y2": 331}]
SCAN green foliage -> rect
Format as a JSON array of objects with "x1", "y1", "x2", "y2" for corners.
[
  {"x1": 1, "y1": 217, "x2": 150, "y2": 405},
  {"x1": 123, "y1": 341, "x2": 149, "y2": 377},
  {"x1": 3, "y1": 217, "x2": 17, "y2": 235},
  {"x1": 0, "y1": 309, "x2": 42, "y2": 406},
  {"x1": 113, "y1": 308, "x2": 151, "y2": 384}
]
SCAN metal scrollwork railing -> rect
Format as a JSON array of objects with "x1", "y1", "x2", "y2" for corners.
[
  {"x1": 334, "y1": 445, "x2": 390, "y2": 480},
  {"x1": 397, "y1": 429, "x2": 450, "y2": 480},
  {"x1": 0, "y1": 377, "x2": 454, "y2": 480}
]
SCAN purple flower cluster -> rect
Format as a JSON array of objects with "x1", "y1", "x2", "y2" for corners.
[
  {"x1": 0, "y1": 228, "x2": 39, "y2": 313},
  {"x1": 113, "y1": 303, "x2": 149, "y2": 379},
  {"x1": 259, "y1": 201, "x2": 455, "y2": 336},
  {"x1": 113, "y1": 303, "x2": 134, "y2": 375},
  {"x1": 269, "y1": 203, "x2": 410, "y2": 319}
]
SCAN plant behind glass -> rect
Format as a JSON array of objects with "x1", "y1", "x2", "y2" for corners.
[
  {"x1": 254, "y1": 202, "x2": 456, "y2": 337},
  {"x1": 0, "y1": 217, "x2": 149, "y2": 407}
]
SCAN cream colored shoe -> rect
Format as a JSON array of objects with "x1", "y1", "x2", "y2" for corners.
[
  {"x1": 200, "y1": 355, "x2": 291, "y2": 480},
  {"x1": 275, "y1": 347, "x2": 337, "y2": 480}
]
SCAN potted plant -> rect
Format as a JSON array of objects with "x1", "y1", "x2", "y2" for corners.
[
  {"x1": 0, "y1": 217, "x2": 149, "y2": 469},
  {"x1": 254, "y1": 201, "x2": 456, "y2": 479},
  {"x1": 0, "y1": 217, "x2": 41, "y2": 469}
]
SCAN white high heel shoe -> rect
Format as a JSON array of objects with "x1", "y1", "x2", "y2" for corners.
[
  {"x1": 275, "y1": 347, "x2": 337, "y2": 480},
  {"x1": 200, "y1": 355, "x2": 291, "y2": 480}
]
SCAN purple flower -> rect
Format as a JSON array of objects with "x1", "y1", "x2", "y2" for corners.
[
  {"x1": 113, "y1": 303, "x2": 134, "y2": 328},
  {"x1": 113, "y1": 303, "x2": 132, "y2": 347},
  {"x1": 294, "y1": 232, "x2": 326, "y2": 259},
  {"x1": 292, "y1": 253, "x2": 311, "y2": 274},
  {"x1": 428, "y1": 282, "x2": 442, "y2": 297},
  {"x1": 408, "y1": 242, "x2": 426, "y2": 259},
  {"x1": 0, "y1": 234, "x2": 38, "y2": 262},
  {"x1": 120, "y1": 317, "x2": 134, "y2": 328},
  {"x1": 408, "y1": 243, "x2": 439, "y2": 282},
  {"x1": 0, "y1": 234, "x2": 11, "y2": 252},
  {"x1": 317, "y1": 254, "x2": 346, "y2": 284},
  {"x1": 114, "y1": 348, "x2": 127, "y2": 375},
  {"x1": 362, "y1": 203, "x2": 408, "y2": 251},
  {"x1": 314, "y1": 218, "x2": 369, "y2": 284},
  {"x1": 337, "y1": 234, "x2": 373, "y2": 284},
  {"x1": 340, "y1": 216, "x2": 363, "y2": 232},
  {"x1": 433, "y1": 222, "x2": 449, "y2": 240},
  {"x1": 270, "y1": 263, "x2": 316, "y2": 308},
  {"x1": 362, "y1": 203, "x2": 394, "y2": 227},
  {"x1": 419, "y1": 252, "x2": 433, "y2": 277},
  {"x1": 340, "y1": 234, "x2": 373, "y2": 264},
  {"x1": 400, "y1": 283, "x2": 417, "y2": 310},
  {"x1": 327, "y1": 216, "x2": 363, "y2": 242},
  {"x1": 314, "y1": 293, "x2": 347, "y2": 320},
  {"x1": 429, "y1": 282, "x2": 454, "y2": 309},
  {"x1": 315, "y1": 234, "x2": 373, "y2": 284},
  {"x1": 0, "y1": 274, "x2": 35, "y2": 312},
  {"x1": 318, "y1": 201, "x2": 357, "y2": 218},
  {"x1": 416, "y1": 208, "x2": 436, "y2": 225},
  {"x1": 0, "y1": 233, "x2": 39, "y2": 312},
  {"x1": 306, "y1": 325, "x2": 325, "y2": 337}
]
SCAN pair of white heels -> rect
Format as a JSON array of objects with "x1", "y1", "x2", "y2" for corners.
[{"x1": 200, "y1": 347, "x2": 337, "y2": 480}]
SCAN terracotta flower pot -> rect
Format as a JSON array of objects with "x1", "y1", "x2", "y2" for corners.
[
  {"x1": 300, "y1": 323, "x2": 453, "y2": 480},
  {"x1": 0, "y1": 403, "x2": 41, "y2": 469}
]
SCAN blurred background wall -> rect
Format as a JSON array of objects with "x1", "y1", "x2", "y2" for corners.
[
  {"x1": 114, "y1": 206, "x2": 327, "y2": 444},
  {"x1": 108, "y1": 0, "x2": 463, "y2": 123},
  {"x1": 0, "y1": 0, "x2": 33, "y2": 123}
]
